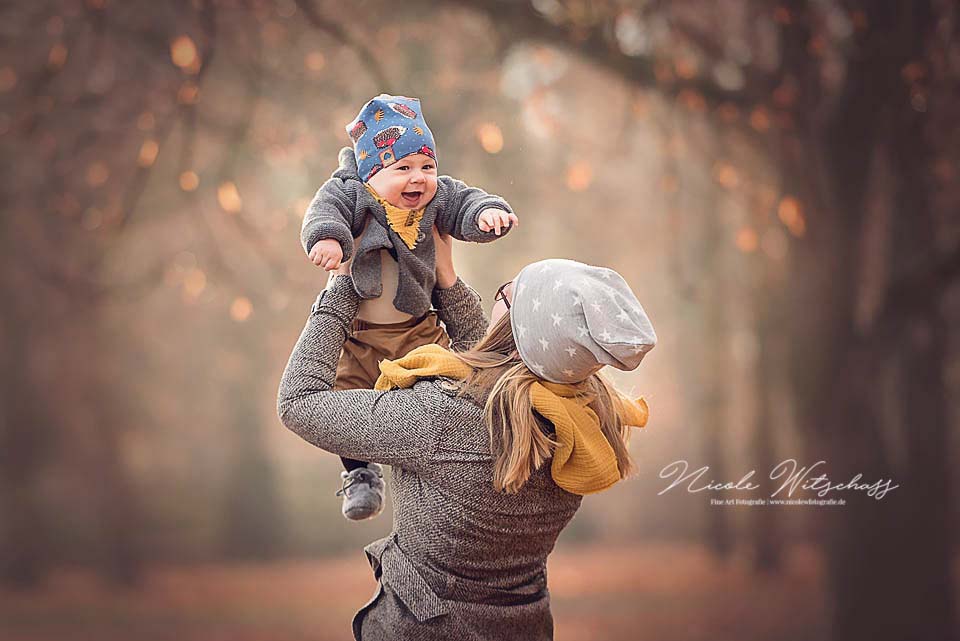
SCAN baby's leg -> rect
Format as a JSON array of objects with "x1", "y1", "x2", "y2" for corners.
[
  {"x1": 333, "y1": 333, "x2": 384, "y2": 473},
  {"x1": 340, "y1": 456, "x2": 368, "y2": 472},
  {"x1": 387, "y1": 310, "x2": 450, "y2": 353},
  {"x1": 333, "y1": 329, "x2": 387, "y2": 520},
  {"x1": 330, "y1": 315, "x2": 450, "y2": 520}
]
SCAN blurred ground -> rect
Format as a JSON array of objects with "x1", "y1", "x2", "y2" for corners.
[{"x1": 1, "y1": 543, "x2": 829, "y2": 641}]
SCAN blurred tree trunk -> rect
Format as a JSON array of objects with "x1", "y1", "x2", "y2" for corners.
[
  {"x1": 701, "y1": 193, "x2": 732, "y2": 559},
  {"x1": 883, "y1": 58, "x2": 956, "y2": 641},
  {"x1": 221, "y1": 322, "x2": 286, "y2": 560},
  {"x1": 89, "y1": 308, "x2": 144, "y2": 586},
  {"x1": 751, "y1": 265, "x2": 783, "y2": 573},
  {"x1": 784, "y1": 3, "x2": 955, "y2": 639},
  {"x1": 891, "y1": 292, "x2": 954, "y2": 640},
  {"x1": 0, "y1": 205, "x2": 54, "y2": 587},
  {"x1": 222, "y1": 389, "x2": 287, "y2": 560},
  {"x1": 0, "y1": 302, "x2": 50, "y2": 588}
]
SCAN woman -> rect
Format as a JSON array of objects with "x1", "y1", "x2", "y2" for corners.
[{"x1": 277, "y1": 231, "x2": 657, "y2": 640}]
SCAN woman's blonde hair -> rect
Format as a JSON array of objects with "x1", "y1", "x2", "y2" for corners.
[{"x1": 454, "y1": 314, "x2": 636, "y2": 493}]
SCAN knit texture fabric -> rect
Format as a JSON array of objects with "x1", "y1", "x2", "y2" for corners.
[{"x1": 374, "y1": 344, "x2": 650, "y2": 495}]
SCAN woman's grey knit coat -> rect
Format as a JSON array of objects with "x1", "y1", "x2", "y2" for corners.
[{"x1": 277, "y1": 275, "x2": 583, "y2": 640}]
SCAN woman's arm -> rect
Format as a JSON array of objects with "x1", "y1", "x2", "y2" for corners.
[
  {"x1": 276, "y1": 275, "x2": 440, "y2": 470},
  {"x1": 431, "y1": 229, "x2": 488, "y2": 352}
]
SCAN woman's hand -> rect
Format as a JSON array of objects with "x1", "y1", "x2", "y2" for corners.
[{"x1": 433, "y1": 226, "x2": 458, "y2": 289}]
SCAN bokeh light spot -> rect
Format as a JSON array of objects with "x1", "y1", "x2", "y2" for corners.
[
  {"x1": 138, "y1": 139, "x2": 159, "y2": 167},
  {"x1": 735, "y1": 227, "x2": 758, "y2": 252},
  {"x1": 171, "y1": 36, "x2": 199, "y2": 70},
  {"x1": 566, "y1": 161, "x2": 593, "y2": 192},
  {"x1": 305, "y1": 51, "x2": 325, "y2": 72},
  {"x1": 86, "y1": 162, "x2": 110, "y2": 187},
  {"x1": 48, "y1": 43, "x2": 68, "y2": 69},
  {"x1": 230, "y1": 297, "x2": 253, "y2": 322},
  {"x1": 218, "y1": 181, "x2": 243, "y2": 213},
  {"x1": 180, "y1": 171, "x2": 200, "y2": 192},
  {"x1": 477, "y1": 123, "x2": 504, "y2": 154},
  {"x1": 0, "y1": 67, "x2": 17, "y2": 92}
]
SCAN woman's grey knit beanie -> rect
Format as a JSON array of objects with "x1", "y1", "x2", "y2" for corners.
[{"x1": 509, "y1": 259, "x2": 657, "y2": 384}]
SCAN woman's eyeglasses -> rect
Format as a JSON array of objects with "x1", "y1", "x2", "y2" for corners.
[{"x1": 495, "y1": 280, "x2": 513, "y2": 310}]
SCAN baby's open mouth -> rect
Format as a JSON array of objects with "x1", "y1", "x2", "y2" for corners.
[{"x1": 401, "y1": 191, "x2": 422, "y2": 206}]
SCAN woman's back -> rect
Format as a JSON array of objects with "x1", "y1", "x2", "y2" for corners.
[
  {"x1": 392, "y1": 379, "x2": 582, "y2": 584},
  {"x1": 357, "y1": 377, "x2": 582, "y2": 639}
]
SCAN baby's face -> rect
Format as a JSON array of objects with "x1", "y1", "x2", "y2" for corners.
[{"x1": 366, "y1": 153, "x2": 438, "y2": 210}]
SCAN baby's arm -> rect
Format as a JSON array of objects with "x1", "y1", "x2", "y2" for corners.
[
  {"x1": 434, "y1": 176, "x2": 518, "y2": 243},
  {"x1": 301, "y1": 149, "x2": 367, "y2": 271}
]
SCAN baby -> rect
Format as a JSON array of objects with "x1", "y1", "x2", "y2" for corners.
[{"x1": 301, "y1": 94, "x2": 518, "y2": 520}]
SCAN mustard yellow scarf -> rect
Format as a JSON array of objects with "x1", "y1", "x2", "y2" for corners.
[
  {"x1": 364, "y1": 184, "x2": 425, "y2": 250},
  {"x1": 375, "y1": 344, "x2": 650, "y2": 495}
]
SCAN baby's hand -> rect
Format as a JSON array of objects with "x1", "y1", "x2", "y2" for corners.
[
  {"x1": 308, "y1": 238, "x2": 343, "y2": 271},
  {"x1": 478, "y1": 208, "x2": 519, "y2": 236}
]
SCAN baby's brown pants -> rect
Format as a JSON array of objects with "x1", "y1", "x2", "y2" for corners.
[{"x1": 334, "y1": 311, "x2": 450, "y2": 471}]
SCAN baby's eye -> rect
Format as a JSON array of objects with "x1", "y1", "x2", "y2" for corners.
[
  {"x1": 396, "y1": 165, "x2": 409, "y2": 170},
  {"x1": 423, "y1": 164, "x2": 435, "y2": 170}
]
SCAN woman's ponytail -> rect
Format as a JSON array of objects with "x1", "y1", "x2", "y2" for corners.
[{"x1": 455, "y1": 315, "x2": 636, "y2": 493}]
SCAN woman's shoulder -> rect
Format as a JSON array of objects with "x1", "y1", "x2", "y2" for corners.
[
  {"x1": 407, "y1": 377, "x2": 482, "y2": 413},
  {"x1": 407, "y1": 376, "x2": 467, "y2": 397},
  {"x1": 433, "y1": 376, "x2": 468, "y2": 396},
  {"x1": 404, "y1": 378, "x2": 488, "y2": 452}
]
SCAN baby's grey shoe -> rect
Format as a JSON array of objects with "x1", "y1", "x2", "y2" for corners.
[{"x1": 336, "y1": 463, "x2": 385, "y2": 521}]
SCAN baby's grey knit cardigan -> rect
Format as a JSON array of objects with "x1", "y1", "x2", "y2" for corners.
[
  {"x1": 277, "y1": 275, "x2": 583, "y2": 640},
  {"x1": 301, "y1": 148, "x2": 514, "y2": 317}
]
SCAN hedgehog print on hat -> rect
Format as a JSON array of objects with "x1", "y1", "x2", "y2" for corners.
[{"x1": 345, "y1": 94, "x2": 438, "y2": 183}]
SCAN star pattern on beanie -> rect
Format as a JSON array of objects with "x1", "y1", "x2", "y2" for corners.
[{"x1": 509, "y1": 258, "x2": 657, "y2": 384}]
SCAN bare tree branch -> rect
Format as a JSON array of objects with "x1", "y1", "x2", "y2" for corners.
[
  {"x1": 658, "y1": 110, "x2": 700, "y2": 303},
  {"x1": 106, "y1": 0, "x2": 210, "y2": 233},
  {"x1": 173, "y1": 16, "x2": 287, "y2": 306},
  {"x1": 437, "y1": 0, "x2": 779, "y2": 110},
  {"x1": 294, "y1": 0, "x2": 393, "y2": 91}
]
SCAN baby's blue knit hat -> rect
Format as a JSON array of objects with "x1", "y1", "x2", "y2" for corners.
[{"x1": 345, "y1": 94, "x2": 438, "y2": 182}]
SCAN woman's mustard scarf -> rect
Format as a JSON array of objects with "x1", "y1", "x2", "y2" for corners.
[{"x1": 374, "y1": 344, "x2": 649, "y2": 495}]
